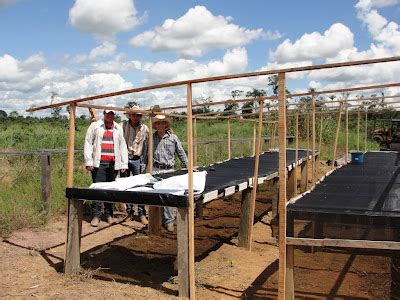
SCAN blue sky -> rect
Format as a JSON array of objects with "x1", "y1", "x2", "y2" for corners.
[{"x1": 1, "y1": 0, "x2": 400, "y2": 115}]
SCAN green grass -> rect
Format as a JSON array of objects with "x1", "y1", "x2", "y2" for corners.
[{"x1": 0, "y1": 116, "x2": 381, "y2": 236}]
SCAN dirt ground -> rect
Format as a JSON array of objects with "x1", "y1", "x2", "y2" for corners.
[{"x1": 0, "y1": 167, "x2": 394, "y2": 299}]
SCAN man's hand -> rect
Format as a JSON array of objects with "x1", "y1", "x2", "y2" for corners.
[{"x1": 85, "y1": 166, "x2": 93, "y2": 172}]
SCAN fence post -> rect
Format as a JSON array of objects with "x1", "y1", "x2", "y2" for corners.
[{"x1": 40, "y1": 152, "x2": 51, "y2": 217}]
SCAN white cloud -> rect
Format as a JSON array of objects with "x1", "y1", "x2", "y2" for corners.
[
  {"x1": 68, "y1": 41, "x2": 117, "y2": 64},
  {"x1": 0, "y1": 0, "x2": 16, "y2": 9},
  {"x1": 92, "y1": 59, "x2": 142, "y2": 73},
  {"x1": 130, "y1": 6, "x2": 274, "y2": 57},
  {"x1": 269, "y1": 23, "x2": 354, "y2": 63},
  {"x1": 355, "y1": 0, "x2": 398, "y2": 10},
  {"x1": 0, "y1": 54, "x2": 20, "y2": 81},
  {"x1": 69, "y1": 0, "x2": 141, "y2": 40},
  {"x1": 142, "y1": 47, "x2": 248, "y2": 84}
]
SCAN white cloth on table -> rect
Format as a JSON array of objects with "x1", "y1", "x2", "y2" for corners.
[
  {"x1": 89, "y1": 173, "x2": 157, "y2": 190},
  {"x1": 89, "y1": 171, "x2": 207, "y2": 196}
]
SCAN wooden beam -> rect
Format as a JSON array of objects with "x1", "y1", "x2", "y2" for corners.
[
  {"x1": 64, "y1": 198, "x2": 83, "y2": 274},
  {"x1": 252, "y1": 122, "x2": 256, "y2": 156},
  {"x1": 244, "y1": 100, "x2": 264, "y2": 250},
  {"x1": 40, "y1": 152, "x2": 51, "y2": 217},
  {"x1": 287, "y1": 168, "x2": 296, "y2": 199},
  {"x1": 177, "y1": 208, "x2": 189, "y2": 298},
  {"x1": 193, "y1": 118, "x2": 197, "y2": 166},
  {"x1": 294, "y1": 113, "x2": 299, "y2": 195},
  {"x1": 357, "y1": 110, "x2": 360, "y2": 151},
  {"x1": 345, "y1": 106, "x2": 349, "y2": 163},
  {"x1": 318, "y1": 116, "x2": 323, "y2": 175},
  {"x1": 300, "y1": 160, "x2": 307, "y2": 193},
  {"x1": 148, "y1": 116, "x2": 162, "y2": 236},
  {"x1": 27, "y1": 57, "x2": 400, "y2": 113},
  {"x1": 186, "y1": 83, "x2": 196, "y2": 299},
  {"x1": 305, "y1": 114, "x2": 310, "y2": 189},
  {"x1": 285, "y1": 245, "x2": 295, "y2": 299},
  {"x1": 227, "y1": 119, "x2": 231, "y2": 160},
  {"x1": 286, "y1": 237, "x2": 400, "y2": 250},
  {"x1": 277, "y1": 72, "x2": 289, "y2": 300},
  {"x1": 332, "y1": 103, "x2": 343, "y2": 170},
  {"x1": 365, "y1": 109, "x2": 368, "y2": 152},
  {"x1": 238, "y1": 188, "x2": 253, "y2": 248},
  {"x1": 311, "y1": 94, "x2": 316, "y2": 185}
]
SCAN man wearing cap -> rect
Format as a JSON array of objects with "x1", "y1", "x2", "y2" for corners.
[
  {"x1": 84, "y1": 104, "x2": 128, "y2": 227},
  {"x1": 120, "y1": 105, "x2": 149, "y2": 225},
  {"x1": 152, "y1": 114, "x2": 188, "y2": 232}
]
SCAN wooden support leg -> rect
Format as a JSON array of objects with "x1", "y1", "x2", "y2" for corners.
[
  {"x1": 287, "y1": 168, "x2": 296, "y2": 199},
  {"x1": 300, "y1": 160, "x2": 308, "y2": 193},
  {"x1": 238, "y1": 188, "x2": 252, "y2": 248},
  {"x1": 149, "y1": 207, "x2": 162, "y2": 236},
  {"x1": 195, "y1": 201, "x2": 203, "y2": 220},
  {"x1": 177, "y1": 208, "x2": 190, "y2": 298},
  {"x1": 286, "y1": 245, "x2": 295, "y2": 299},
  {"x1": 271, "y1": 178, "x2": 279, "y2": 238},
  {"x1": 64, "y1": 198, "x2": 83, "y2": 274}
]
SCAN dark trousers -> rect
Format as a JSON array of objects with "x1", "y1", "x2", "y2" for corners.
[
  {"x1": 120, "y1": 159, "x2": 147, "y2": 217},
  {"x1": 91, "y1": 161, "x2": 117, "y2": 218}
]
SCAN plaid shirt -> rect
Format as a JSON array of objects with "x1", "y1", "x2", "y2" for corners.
[{"x1": 153, "y1": 132, "x2": 188, "y2": 168}]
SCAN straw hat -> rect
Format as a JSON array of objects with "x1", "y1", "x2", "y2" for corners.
[
  {"x1": 125, "y1": 105, "x2": 142, "y2": 115},
  {"x1": 152, "y1": 114, "x2": 171, "y2": 127}
]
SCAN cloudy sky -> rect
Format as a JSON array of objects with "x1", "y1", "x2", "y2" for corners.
[{"x1": 1, "y1": 0, "x2": 400, "y2": 116}]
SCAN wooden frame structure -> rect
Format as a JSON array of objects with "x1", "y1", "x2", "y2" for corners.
[{"x1": 27, "y1": 56, "x2": 400, "y2": 299}]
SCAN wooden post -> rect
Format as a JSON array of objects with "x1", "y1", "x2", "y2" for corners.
[
  {"x1": 305, "y1": 114, "x2": 310, "y2": 189},
  {"x1": 300, "y1": 160, "x2": 307, "y2": 193},
  {"x1": 228, "y1": 119, "x2": 231, "y2": 160},
  {"x1": 64, "y1": 104, "x2": 82, "y2": 274},
  {"x1": 345, "y1": 107, "x2": 349, "y2": 163},
  {"x1": 252, "y1": 122, "x2": 256, "y2": 155},
  {"x1": 365, "y1": 109, "x2": 368, "y2": 152},
  {"x1": 287, "y1": 168, "x2": 296, "y2": 199},
  {"x1": 186, "y1": 83, "x2": 196, "y2": 299},
  {"x1": 193, "y1": 117, "x2": 198, "y2": 166},
  {"x1": 148, "y1": 116, "x2": 162, "y2": 236},
  {"x1": 293, "y1": 113, "x2": 299, "y2": 195},
  {"x1": 65, "y1": 199, "x2": 83, "y2": 274},
  {"x1": 40, "y1": 152, "x2": 51, "y2": 217},
  {"x1": 332, "y1": 103, "x2": 343, "y2": 170},
  {"x1": 357, "y1": 110, "x2": 360, "y2": 151},
  {"x1": 277, "y1": 72, "x2": 291, "y2": 299},
  {"x1": 243, "y1": 100, "x2": 264, "y2": 250},
  {"x1": 318, "y1": 117, "x2": 323, "y2": 176},
  {"x1": 272, "y1": 122, "x2": 278, "y2": 149},
  {"x1": 311, "y1": 94, "x2": 316, "y2": 185},
  {"x1": 88, "y1": 107, "x2": 98, "y2": 121},
  {"x1": 177, "y1": 208, "x2": 189, "y2": 298},
  {"x1": 238, "y1": 188, "x2": 252, "y2": 247}
]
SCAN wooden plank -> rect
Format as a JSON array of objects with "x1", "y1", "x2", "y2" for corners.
[
  {"x1": 305, "y1": 114, "x2": 310, "y2": 189},
  {"x1": 286, "y1": 237, "x2": 400, "y2": 250},
  {"x1": 357, "y1": 110, "x2": 360, "y2": 151},
  {"x1": 365, "y1": 109, "x2": 368, "y2": 152},
  {"x1": 345, "y1": 107, "x2": 349, "y2": 163},
  {"x1": 64, "y1": 198, "x2": 83, "y2": 274},
  {"x1": 271, "y1": 178, "x2": 279, "y2": 219},
  {"x1": 287, "y1": 169, "x2": 296, "y2": 199},
  {"x1": 186, "y1": 83, "x2": 196, "y2": 299},
  {"x1": 318, "y1": 117, "x2": 323, "y2": 175},
  {"x1": 177, "y1": 208, "x2": 189, "y2": 298},
  {"x1": 238, "y1": 188, "x2": 253, "y2": 248},
  {"x1": 227, "y1": 119, "x2": 231, "y2": 160},
  {"x1": 277, "y1": 72, "x2": 288, "y2": 300},
  {"x1": 64, "y1": 104, "x2": 76, "y2": 273},
  {"x1": 311, "y1": 94, "x2": 316, "y2": 185},
  {"x1": 27, "y1": 57, "x2": 400, "y2": 113},
  {"x1": 40, "y1": 152, "x2": 51, "y2": 217},
  {"x1": 332, "y1": 103, "x2": 343, "y2": 170},
  {"x1": 300, "y1": 160, "x2": 307, "y2": 193},
  {"x1": 252, "y1": 123, "x2": 256, "y2": 156},
  {"x1": 193, "y1": 117, "x2": 197, "y2": 166},
  {"x1": 244, "y1": 100, "x2": 264, "y2": 250},
  {"x1": 285, "y1": 245, "x2": 295, "y2": 299}
]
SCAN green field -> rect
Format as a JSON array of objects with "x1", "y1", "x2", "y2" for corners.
[{"x1": 0, "y1": 115, "x2": 379, "y2": 236}]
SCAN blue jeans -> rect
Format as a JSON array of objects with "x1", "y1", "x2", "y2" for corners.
[
  {"x1": 120, "y1": 159, "x2": 147, "y2": 218},
  {"x1": 153, "y1": 167, "x2": 175, "y2": 226},
  {"x1": 91, "y1": 161, "x2": 117, "y2": 218}
]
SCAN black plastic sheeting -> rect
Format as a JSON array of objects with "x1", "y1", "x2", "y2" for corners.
[
  {"x1": 288, "y1": 152, "x2": 400, "y2": 219},
  {"x1": 66, "y1": 150, "x2": 309, "y2": 207}
]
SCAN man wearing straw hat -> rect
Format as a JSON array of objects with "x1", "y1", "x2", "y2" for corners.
[
  {"x1": 84, "y1": 104, "x2": 128, "y2": 227},
  {"x1": 152, "y1": 113, "x2": 188, "y2": 232},
  {"x1": 120, "y1": 105, "x2": 149, "y2": 225}
]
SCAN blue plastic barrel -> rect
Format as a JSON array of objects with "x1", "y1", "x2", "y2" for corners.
[{"x1": 351, "y1": 152, "x2": 365, "y2": 164}]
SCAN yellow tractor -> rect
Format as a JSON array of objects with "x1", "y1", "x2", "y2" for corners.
[{"x1": 372, "y1": 119, "x2": 400, "y2": 150}]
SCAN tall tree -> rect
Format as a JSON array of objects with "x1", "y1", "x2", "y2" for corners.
[{"x1": 125, "y1": 101, "x2": 139, "y2": 108}]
